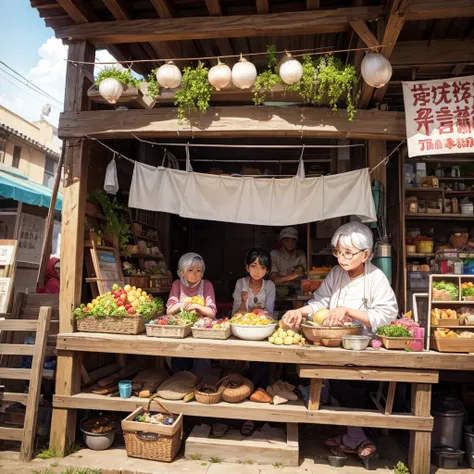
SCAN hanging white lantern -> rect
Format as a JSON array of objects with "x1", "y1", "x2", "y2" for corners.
[
  {"x1": 208, "y1": 59, "x2": 232, "y2": 91},
  {"x1": 156, "y1": 61, "x2": 182, "y2": 89},
  {"x1": 279, "y1": 53, "x2": 303, "y2": 85},
  {"x1": 98, "y1": 78, "x2": 123, "y2": 104},
  {"x1": 232, "y1": 55, "x2": 257, "y2": 89},
  {"x1": 361, "y1": 52, "x2": 392, "y2": 89}
]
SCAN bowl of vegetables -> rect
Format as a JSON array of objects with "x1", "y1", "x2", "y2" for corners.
[
  {"x1": 230, "y1": 313, "x2": 276, "y2": 341},
  {"x1": 192, "y1": 317, "x2": 231, "y2": 340},
  {"x1": 146, "y1": 310, "x2": 199, "y2": 338},
  {"x1": 433, "y1": 280, "x2": 459, "y2": 301}
]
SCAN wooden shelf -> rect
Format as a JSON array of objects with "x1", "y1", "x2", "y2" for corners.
[
  {"x1": 133, "y1": 220, "x2": 157, "y2": 229},
  {"x1": 406, "y1": 213, "x2": 474, "y2": 220},
  {"x1": 146, "y1": 287, "x2": 171, "y2": 294},
  {"x1": 432, "y1": 325, "x2": 474, "y2": 329},
  {"x1": 438, "y1": 177, "x2": 474, "y2": 181},
  {"x1": 55, "y1": 332, "x2": 474, "y2": 370},
  {"x1": 122, "y1": 253, "x2": 164, "y2": 260},
  {"x1": 52, "y1": 392, "x2": 431, "y2": 431},
  {"x1": 444, "y1": 190, "x2": 474, "y2": 195},
  {"x1": 407, "y1": 253, "x2": 434, "y2": 258},
  {"x1": 135, "y1": 235, "x2": 160, "y2": 244},
  {"x1": 431, "y1": 300, "x2": 474, "y2": 304},
  {"x1": 406, "y1": 188, "x2": 442, "y2": 192}
]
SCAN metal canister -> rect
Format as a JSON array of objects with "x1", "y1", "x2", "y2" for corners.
[
  {"x1": 451, "y1": 198, "x2": 459, "y2": 214},
  {"x1": 375, "y1": 243, "x2": 392, "y2": 258}
]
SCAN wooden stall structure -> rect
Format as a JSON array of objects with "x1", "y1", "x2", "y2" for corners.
[{"x1": 29, "y1": 1, "x2": 474, "y2": 473}]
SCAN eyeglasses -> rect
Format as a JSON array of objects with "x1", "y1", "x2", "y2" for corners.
[{"x1": 332, "y1": 249, "x2": 365, "y2": 260}]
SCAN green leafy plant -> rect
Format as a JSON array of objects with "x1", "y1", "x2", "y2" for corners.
[
  {"x1": 209, "y1": 456, "x2": 223, "y2": 463},
  {"x1": 285, "y1": 54, "x2": 318, "y2": 104},
  {"x1": 146, "y1": 67, "x2": 161, "y2": 99},
  {"x1": 36, "y1": 446, "x2": 63, "y2": 459},
  {"x1": 273, "y1": 461, "x2": 283, "y2": 468},
  {"x1": 95, "y1": 67, "x2": 140, "y2": 89},
  {"x1": 175, "y1": 61, "x2": 214, "y2": 123},
  {"x1": 376, "y1": 324, "x2": 411, "y2": 338},
  {"x1": 394, "y1": 461, "x2": 410, "y2": 474},
  {"x1": 254, "y1": 45, "x2": 282, "y2": 105},
  {"x1": 314, "y1": 56, "x2": 358, "y2": 121},
  {"x1": 190, "y1": 454, "x2": 202, "y2": 460},
  {"x1": 87, "y1": 190, "x2": 132, "y2": 251}
]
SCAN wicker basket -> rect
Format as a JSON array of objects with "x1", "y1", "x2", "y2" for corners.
[
  {"x1": 194, "y1": 384, "x2": 223, "y2": 404},
  {"x1": 146, "y1": 322, "x2": 192, "y2": 338},
  {"x1": 76, "y1": 315, "x2": 145, "y2": 334},
  {"x1": 301, "y1": 324, "x2": 362, "y2": 342},
  {"x1": 191, "y1": 326, "x2": 231, "y2": 340},
  {"x1": 124, "y1": 275, "x2": 149, "y2": 289},
  {"x1": 219, "y1": 374, "x2": 254, "y2": 403},
  {"x1": 122, "y1": 397, "x2": 182, "y2": 462}
]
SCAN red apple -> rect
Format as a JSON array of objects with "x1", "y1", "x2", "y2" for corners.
[
  {"x1": 127, "y1": 307, "x2": 136, "y2": 314},
  {"x1": 125, "y1": 304, "x2": 131, "y2": 310},
  {"x1": 117, "y1": 301, "x2": 124, "y2": 307},
  {"x1": 120, "y1": 293, "x2": 127, "y2": 301}
]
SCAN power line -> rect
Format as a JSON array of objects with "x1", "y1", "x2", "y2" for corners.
[{"x1": 0, "y1": 61, "x2": 64, "y2": 106}]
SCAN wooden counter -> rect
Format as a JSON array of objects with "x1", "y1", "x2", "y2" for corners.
[{"x1": 57, "y1": 332, "x2": 474, "y2": 371}]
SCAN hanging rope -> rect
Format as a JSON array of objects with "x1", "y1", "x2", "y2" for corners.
[{"x1": 369, "y1": 140, "x2": 406, "y2": 174}]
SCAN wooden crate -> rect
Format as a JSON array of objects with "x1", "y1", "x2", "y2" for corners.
[
  {"x1": 77, "y1": 315, "x2": 146, "y2": 335},
  {"x1": 377, "y1": 336, "x2": 423, "y2": 351},
  {"x1": 432, "y1": 337, "x2": 474, "y2": 353},
  {"x1": 146, "y1": 323, "x2": 192, "y2": 338}
]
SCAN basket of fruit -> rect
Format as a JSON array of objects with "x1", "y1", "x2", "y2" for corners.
[
  {"x1": 146, "y1": 311, "x2": 198, "y2": 338},
  {"x1": 462, "y1": 282, "x2": 474, "y2": 301},
  {"x1": 192, "y1": 317, "x2": 231, "y2": 340},
  {"x1": 194, "y1": 384, "x2": 224, "y2": 404},
  {"x1": 73, "y1": 284, "x2": 163, "y2": 335},
  {"x1": 230, "y1": 312, "x2": 276, "y2": 341},
  {"x1": 122, "y1": 396, "x2": 183, "y2": 462}
]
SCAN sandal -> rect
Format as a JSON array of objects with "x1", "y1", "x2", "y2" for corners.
[
  {"x1": 357, "y1": 439, "x2": 378, "y2": 471},
  {"x1": 241, "y1": 420, "x2": 255, "y2": 437},
  {"x1": 324, "y1": 435, "x2": 357, "y2": 454}
]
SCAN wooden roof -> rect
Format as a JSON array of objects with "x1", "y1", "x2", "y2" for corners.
[{"x1": 31, "y1": 0, "x2": 474, "y2": 111}]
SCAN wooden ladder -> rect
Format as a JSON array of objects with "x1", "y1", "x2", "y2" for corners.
[{"x1": 0, "y1": 307, "x2": 51, "y2": 461}]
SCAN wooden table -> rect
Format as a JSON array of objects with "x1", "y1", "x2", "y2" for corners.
[{"x1": 51, "y1": 333, "x2": 474, "y2": 473}]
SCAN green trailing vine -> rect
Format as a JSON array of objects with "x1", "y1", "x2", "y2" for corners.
[
  {"x1": 285, "y1": 55, "x2": 318, "y2": 104},
  {"x1": 314, "y1": 56, "x2": 358, "y2": 121},
  {"x1": 174, "y1": 61, "x2": 214, "y2": 123},
  {"x1": 95, "y1": 67, "x2": 141, "y2": 89},
  {"x1": 146, "y1": 67, "x2": 161, "y2": 99},
  {"x1": 253, "y1": 45, "x2": 281, "y2": 105}
]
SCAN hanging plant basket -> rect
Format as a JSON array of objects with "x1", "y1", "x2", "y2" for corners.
[{"x1": 88, "y1": 82, "x2": 155, "y2": 109}]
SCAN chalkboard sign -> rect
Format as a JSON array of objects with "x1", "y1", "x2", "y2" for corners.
[{"x1": 90, "y1": 243, "x2": 124, "y2": 294}]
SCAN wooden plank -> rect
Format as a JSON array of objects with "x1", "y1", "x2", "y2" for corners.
[
  {"x1": 54, "y1": 7, "x2": 382, "y2": 43},
  {"x1": 256, "y1": 0, "x2": 270, "y2": 14},
  {"x1": 406, "y1": 0, "x2": 474, "y2": 20},
  {"x1": 308, "y1": 379, "x2": 322, "y2": 410},
  {"x1": 0, "y1": 368, "x2": 32, "y2": 380},
  {"x1": 287, "y1": 423, "x2": 298, "y2": 447},
  {"x1": 0, "y1": 320, "x2": 38, "y2": 331},
  {"x1": 297, "y1": 365, "x2": 439, "y2": 383},
  {"x1": 349, "y1": 20, "x2": 379, "y2": 49},
  {"x1": 0, "y1": 426, "x2": 23, "y2": 441},
  {"x1": 54, "y1": 393, "x2": 433, "y2": 431},
  {"x1": 24, "y1": 294, "x2": 60, "y2": 308},
  {"x1": 307, "y1": 0, "x2": 320, "y2": 9},
  {"x1": 150, "y1": 0, "x2": 174, "y2": 18},
  {"x1": 385, "y1": 381, "x2": 396, "y2": 415},
  {"x1": 0, "y1": 344, "x2": 36, "y2": 356},
  {"x1": 368, "y1": 140, "x2": 387, "y2": 189},
  {"x1": 205, "y1": 0, "x2": 222, "y2": 16},
  {"x1": 58, "y1": 107, "x2": 406, "y2": 141},
  {"x1": 20, "y1": 307, "x2": 51, "y2": 461},
  {"x1": 185, "y1": 425, "x2": 298, "y2": 466},
  {"x1": 0, "y1": 392, "x2": 29, "y2": 404},
  {"x1": 55, "y1": 333, "x2": 473, "y2": 370},
  {"x1": 56, "y1": 0, "x2": 89, "y2": 23}
]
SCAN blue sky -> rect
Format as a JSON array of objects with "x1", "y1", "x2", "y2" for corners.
[{"x1": 0, "y1": 1, "x2": 116, "y2": 126}]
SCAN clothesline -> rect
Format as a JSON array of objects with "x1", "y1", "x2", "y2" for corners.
[{"x1": 369, "y1": 140, "x2": 406, "y2": 174}]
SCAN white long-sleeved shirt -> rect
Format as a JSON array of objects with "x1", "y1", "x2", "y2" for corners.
[
  {"x1": 307, "y1": 262, "x2": 398, "y2": 334},
  {"x1": 232, "y1": 277, "x2": 276, "y2": 315}
]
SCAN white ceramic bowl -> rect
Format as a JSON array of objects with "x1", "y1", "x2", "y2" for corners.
[
  {"x1": 81, "y1": 428, "x2": 116, "y2": 450},
  {"x1": 231, "y1": 323, "x2": 277, "y2": 341}
]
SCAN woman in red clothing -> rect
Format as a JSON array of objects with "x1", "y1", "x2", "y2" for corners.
[{"x1": 37, "y1": 257, "x2": 60, "y2": 294}]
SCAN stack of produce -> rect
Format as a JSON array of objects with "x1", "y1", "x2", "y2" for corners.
[
  {"x1": 268, "y1": 324, "x2": 306, "y2": 346},
  {"x1": 73, "y1": 284, "x2": 163, "y2": 322},
  {"x1": 376, "y1": 318, "x2": 420, "y2": 338},
  {"x1": 149, "y1": 311, "x2": 199, "y2": 326},
  {"x1": 433, "y1": 281, "x2": 459, "y2": 301},
  {"x1": 462, "y1": 282, "x2": 474, "y2": 300},
  {"x1": 184, "y1": 296, "x2": 205, "y2": 306},
  {"x1": 431, "y1": 308, "x2": 458, "y2": 325},
  {"x1": 135, "y1": 412, "x2": 175, "y2": 425},
  {"x1": 434, "y1": 328, "x2": 474, "y2": 338},
  {"x1": 230, "y1": 312, "x2": 274, "y2": 325}
]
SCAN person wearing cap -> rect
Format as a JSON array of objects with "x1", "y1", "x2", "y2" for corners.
[{"x1": 270, "y1": 227, "x2": 307, "y2": 285}]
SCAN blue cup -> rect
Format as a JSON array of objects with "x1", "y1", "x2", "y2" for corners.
[{"x1": 118, "y1": 380, "x2": 132, "y2": 398}]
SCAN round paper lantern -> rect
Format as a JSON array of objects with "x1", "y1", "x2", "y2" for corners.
[
  {"x1": 156, "y1": 61, "x2": 182, "y2": 89},
  {"x1": 232, "y1": 56, "x2": 257, "y2": 89},
  {"x1": 208, "y1": 60, "x2": 232, "y2": 91},
  {"x1": 361, "y1": 52, "x2": 392, "y2": 89},
  {"x1": 98, "y1": 78, "x2": 123, "y2": 104},
  {"x1": 279, "y1": 53, "x2": 303, "y2": 85}
]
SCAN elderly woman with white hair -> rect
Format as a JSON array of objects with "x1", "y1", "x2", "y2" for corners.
[
  {"x1": 282, "y1": 221, "x2": 398, "y2": 466},
  {"x1": 167, "y1": 252, "x2": 217, "y2": 319}
]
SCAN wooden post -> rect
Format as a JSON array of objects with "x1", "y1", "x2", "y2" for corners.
[
  {"x1": 50, "y1": 40, "x2": 95, "y2": 454},
  {"x1": 368, "y1": 140, "x2": 387, "y2": 190},
  {"x1": 408, "y1": 383, "x2": 432, "y2": 474},
  {"x1": 308, "y1": 378, "x2": 323, "y2": 410}
]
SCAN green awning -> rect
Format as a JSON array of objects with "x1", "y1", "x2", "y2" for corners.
[{"x1": 0, "y1": 164, "x2": 62, "y2": 210}]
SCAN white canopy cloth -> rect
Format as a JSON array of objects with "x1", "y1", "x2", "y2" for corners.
[{"x1": 128, "y1": 164, "x2": 376, "y2": 225}]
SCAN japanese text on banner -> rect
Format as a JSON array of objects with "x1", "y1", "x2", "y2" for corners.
[{"x1": 402, "y1": 75, "x2": 474, "y2": 157}]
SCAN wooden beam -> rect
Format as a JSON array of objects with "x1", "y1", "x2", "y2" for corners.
[
  {"x1": 150, "y1": 0, "x2": 174, "y2": 18},
  {"x1": 54, "y1": 333, "x2": 474, "y2": 371},
  {"x1": 307, "y1": 0, "x2": 320, "y2": 8},
  {"x1": 451, "y1": 64, "x2": 467, "y2": 76},
  {"x1": 256, "y1": 0, "x2": 270, "y2": 14},
  {"x1": 102, "y1": 0, "x2": 128, "y2": 21},
  {"x1": 205, "y1": 0, "x2": 222, "y2": 16},
  {"x1": 55, "y1": 6, "x2": 382, "y2": 43},
  {"x1": 368, "y1": 140, "x2": 387, "y2": 189},
  {"x1": 349, "y1": 19, "x2": 379, "y2": 49},
  {"x1": 56, "y1": 0, "x2": 89, "y2": 24},
  {"x1": 359, "y1": 10, "x2": 406, "y2": 107},
  {"x1": 58, "y1": 106, "x2": 406, "y2": 141},
  {"x1": 406, "y1": 0, "x2": 474, "y2": 21}
]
